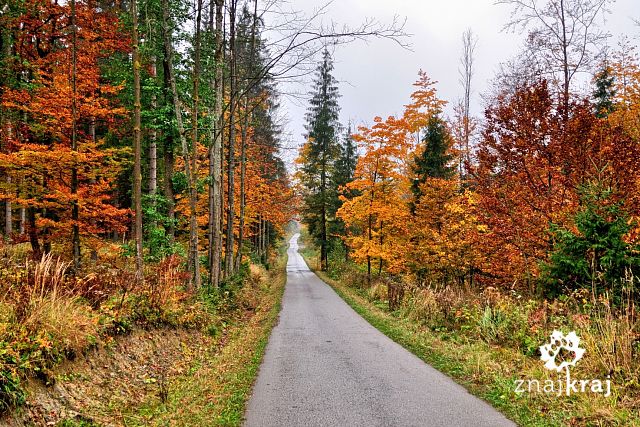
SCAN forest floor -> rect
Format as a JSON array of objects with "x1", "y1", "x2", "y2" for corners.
[
  {"x1": 298, "y1": 232, "x2": 640, "y2": 427},
  {"x1": 1, "y1": 246, "x2": 287, "y2": 427}
]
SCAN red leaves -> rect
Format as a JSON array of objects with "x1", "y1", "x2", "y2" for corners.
[{"x1": 473, "y1": 79, "x2": 640, "y2": 288}]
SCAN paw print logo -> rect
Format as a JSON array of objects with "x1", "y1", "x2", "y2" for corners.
[{"x1": 539, "y1": 330, "x2": 585, "y2": 372}]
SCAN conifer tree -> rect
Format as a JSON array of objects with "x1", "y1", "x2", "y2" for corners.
[
  {"x1": 334, "y1": 123, "x2": 358, "y2": 195},
  {"x1": 593, "y1": 62, "x2": 616, "y2": 118},
  {"x1": 410, "y1": 113, "x2": 455, "y2": 211},
  {"x1": 332, "y1": 123, "x2": 358, "y2": 259},
  {"x1": 299, "y1": 49, "x2": 342, "y2": 270}
]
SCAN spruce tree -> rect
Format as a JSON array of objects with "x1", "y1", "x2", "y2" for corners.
[
  {"x1": 333, "y1": 124, "x2": 358, "y2": 259},
  {"x1": 334, "y1": 123, "x2": 358, "y2": 197},
  {"x1": 411, "y1": 113, "x2": 455, "y2": 211},
  {"x1": 592, "y1": 62, "x2": 616, "y2": 118},
  {"x1": 299, "y1": 49, "x2": 341, "y2": 271}
]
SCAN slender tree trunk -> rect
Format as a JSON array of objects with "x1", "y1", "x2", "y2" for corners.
[
  {"x1": 460, "y1": 28, "x2": 476, "y2": 177},
  {"x1": 70, "y1": 0, "x2": 81, "y2": 269},
  {"x1": 262, "y1": 218, "x2": 266, "y2": 262},
  {"x1": 27, "y1": 207, "x2": 40, "y2": 259},
  {"x1": 263, "y1": 218, "x2": 267, "y2": 262},
  {"x1": 256, "y1": 214, "x2": 261, "y2": 259},
  {"x1": 366, "y1": 213, "x2": 372, "y2": 285},
  {"x1": 190, "y1": 0, "x2": 203, "y2": 288},
  {"x1": 162, "y1": 50, "x2": 176, "y2": 242},
  {"x1": 89, "y1": 117, "x2": 96, "y2": 145},
  {"x1": 366, "y1": 162, "x2": 379, "y2": 285},
  {"x1": 149, "y1": 57, "x2": 158, "y2": 195},
  {"x1": 19, "y1": 207, "x2": 25, "y2": 235},
  {"x1": 5, "y1": 175, "x2": 11, "y2": 238},
  {"x1": 320, "y1": 137, "x2": 328, "y2": 271},
  {"x1": 235, "y1": 0, "x2": 258, "y2": 273},
  {"x1": 131, "y1": 0, "x2": 144, "y2": 280},
  {"x1": 89, "y1": 116, "x2": 98, "y2": 261},
  {"x1": 560, "y1": 0, "x2": 569, "y2": 119},
  {"x1": 208, "y1": 0, "x2": 224, "y2": 288},
  {"x1": 378, "y1": 220, "x2": 383, "y2": 276},
  {"x1": 1, "y1": 123, "x2": 10, "y2": 241},
  {"x1": 236, "y1": 102, "x2": 247, "y2": 272},
  {"x1": 162, "y1": 0, "x2": 200, "y2": 288},
  {"x1": 1, "y1": 31, "x2": 11, "y2": 240},
  {"x1": 220, "y1": 19, "x2": 226, "y2": 264},
  {"x1": 224, "y1": 0, "x2": 238, "y2": 278}
]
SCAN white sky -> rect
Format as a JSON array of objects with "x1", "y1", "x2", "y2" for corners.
[{"x1": 271, "y1": 0, "x2": 639, "y2": 165}]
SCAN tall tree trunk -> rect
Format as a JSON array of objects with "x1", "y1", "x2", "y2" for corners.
[
  {"x1": 162, "y1": 0, "x2": 200, "y2": 288},
  {"x1": 366, "y1": 162, "x2": 379, "y2": 285},
  {"x1": 224, "y1": 0, "x2": 238, "y2": 278},
  {"x1": 366, "y1": 213, "x2": 372, "y2": 285},
  {"x1": 19, "y1": 207, "x2": 25, "y2": 235},
  {"x1": 378, "y1": 220, "x2": 383, "y2": 276},
  {"x1": 235, "y1": 103, "x2": 247, "y2": 272},
  {"x1": 70, "y1": 0, "x2": 81, "y2": 270},
  {"x1": 27, "y1": 207, "x2": 40, "y2": 259},
  {"x1": 1, "y1": 30, "x2": 11, "y2": 240},
  {"x1": 207, "y1": 0, "x2": 224, "y2": 288},
  {"x1": 131, "y1": 0, "x2": 143, "y2": 281},
  {"x1": 265, "y1": 221, "x2": 270, "y2": 262},
  {"x1": 209, "y1": 0, "x2": 224, "y2": 288},
  {"x1": 190, "y1": 0, "x2": 203, "y2": 288},
  {"x1": 459, "y1": 28, "x2": 476, "y2": 178},
  {"x1": 257, "y1": 214, "x2": 262, "y2": 260},
  {"x1": 163, "y1": 140, "x2": 175, "y2": 239},
  {"x1": 89, "y1": 116, "x2": 98, "y2": 261},
  {"x1": 149, "y1": 57, "x2": 158, "y2": 195},
  {"x1": 560, "y1": 0, "x2": 569, "y2": 120},
  {"x1": 5, "y1": 176, "x2": 11, "y2": 238},
  {"x1": 235, "y1": 0, "x2": 258, "y2": 273},
  {"x1": 162, "y1": 47, "x2": 175, "y2": 242},
  {"x1": 320, "y1": 131, "x2": 328, "y2": 271}
]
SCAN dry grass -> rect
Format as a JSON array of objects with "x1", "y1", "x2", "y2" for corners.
[
  {"x1": 13, "y1": 254, "x2": 99, "y2": 358},
  {"x1": 579, "y1": 297, "x2": 638, "y2": 379}
]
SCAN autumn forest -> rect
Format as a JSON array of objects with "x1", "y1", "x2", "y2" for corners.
[{"x1": 1, "y1": 0, "x2": 640, "y2": 425}]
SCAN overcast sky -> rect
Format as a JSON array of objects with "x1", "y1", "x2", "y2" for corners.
[{"x1": 270, "y1": 0, "x2": 639, "y2": 165}]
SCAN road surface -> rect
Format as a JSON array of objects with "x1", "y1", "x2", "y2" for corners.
[{"x1": 244, "y1": 233, "x2": 515, "y2": 427}]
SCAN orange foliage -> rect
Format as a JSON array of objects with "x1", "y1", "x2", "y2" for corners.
[
  {"x1": 338, "y1": 72, "x2": 444, "y2": 276},
  {"x1": 0, "y1": 0, "x2": 129, "y2": 253}
]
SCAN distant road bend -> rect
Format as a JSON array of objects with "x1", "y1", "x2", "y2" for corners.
[{"x1": 244, "y1": 233, "x2": 515, "y2": 427}]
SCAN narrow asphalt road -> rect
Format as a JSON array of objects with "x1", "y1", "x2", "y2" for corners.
[{"x1": 244, "y1": 233, "x2": 515, "y2": 427}]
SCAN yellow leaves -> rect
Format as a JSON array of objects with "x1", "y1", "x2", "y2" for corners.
[
  {"x1": 338, "y1": 70, "x2": 461, "y2": 276},
  {"x1": 404, "y1": 70, "x2": 447, "y2": 133},
  {"x1": 407, "y1": 177, "x2": 480, "y2": 277},
  {"x1": 36, "y1": 335, "x2": 53, "y2": 350}
]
